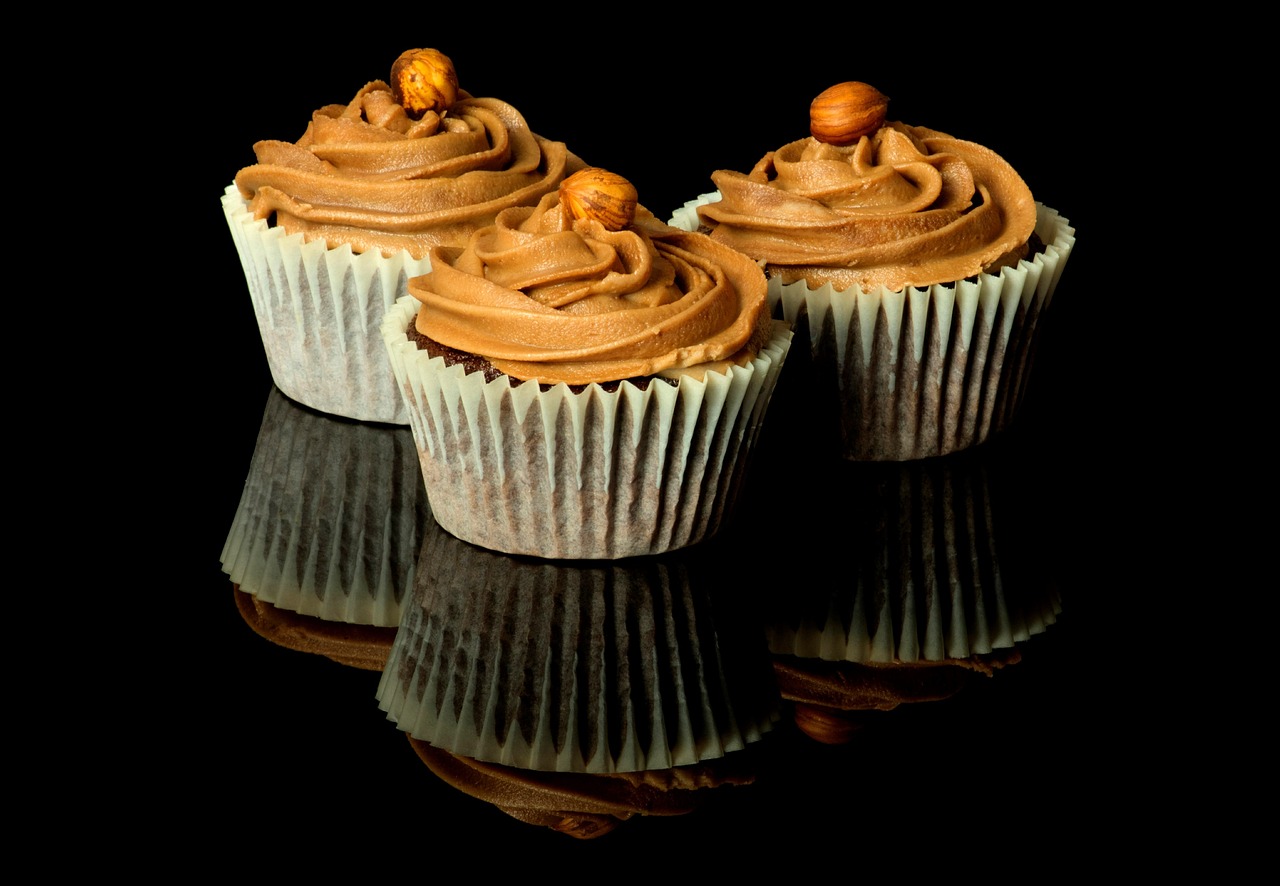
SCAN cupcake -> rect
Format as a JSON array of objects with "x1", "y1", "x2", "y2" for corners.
[
  {"x1": 223, "y1": 48, "x2": 584, "y2": 424},
  {"x1": 669, "y1": 82, "x2": 1075, "y2": 461},
  {"x1": 382, "y1": 168, "x2": 792, "y2": 559}
]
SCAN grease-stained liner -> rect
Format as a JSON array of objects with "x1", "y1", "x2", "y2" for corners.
[
  {"x1": 383, "y1": 297, "x2": 792, "y2": 559},
  {"x1": 670, "y1": 199, "x2": 1074, "y2": 461},
  {"x1": 223, "y1": 184, "x2": 432, "y2": 425}
]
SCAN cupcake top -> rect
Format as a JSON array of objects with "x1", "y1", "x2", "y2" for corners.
[
  {"x1": 409, "y1": 168, "x2": 772, "y2": 386},
  {"x1": 697, "y1": 82, "x2": 1038, "y2": 292},
  {"x1": 234, "y1": 48, "x2": 583, "y2": 259}
]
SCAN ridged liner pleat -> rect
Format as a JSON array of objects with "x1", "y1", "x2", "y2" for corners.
[
  {"x1": 220, "y1": 387, "x2": 431, "y2": 627},
  {"x1": 376, "y1": 531, "x2": 778, "y2": 772},
  {"x1": 383, "y1": 299, "x2": 792, "y2": 559},
  {"x1": 764, "y1": 454, "x2": 1061, "y2": 664},
  {"x1": 222, "y1": 183, "x2": 432, "y2": 425},
  {"x1": 670, "y1": 198, "x2": 1075, "y2": 461}
]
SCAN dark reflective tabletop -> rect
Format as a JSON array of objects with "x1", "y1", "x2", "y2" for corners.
[{"x1": 174, "y1": 36, "x2": 1138, "y2": 865}]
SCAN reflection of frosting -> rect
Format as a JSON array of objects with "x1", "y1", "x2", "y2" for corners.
[
  {"x1": 698, "y1": 122, "x2": 1037, "y2": 292},
  {"x1": 409, "y1": 192, "x2": 771, "y2": 385},
  {"x1": 234, "y1": 82, "x2": 582, "y2": 259}
]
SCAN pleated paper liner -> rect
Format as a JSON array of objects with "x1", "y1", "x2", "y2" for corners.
[
  {"x1": 669, "y1": 198, "x2": 1075, "y2": 461},
  {"x1": 409, "y1": 738, "x2": 756, "y2": 839},
  {"x1": 221, "y1": 386, "x2": 431, "y2": 629},
  {"x1": 759, "y1": 441, "x2": 1063, "y2": 740},
  {"x1": 223, "y1": 184, "x2": 431, "y2": 425},
  {"x1": 377, "y1": 524, "x2": 779, "y2": 773},
  {"x1": 383, "y1": 298, "x2": 792, "y2": 559}
]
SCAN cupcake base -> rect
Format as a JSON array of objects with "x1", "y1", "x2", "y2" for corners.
[
  {"x1": 222, "y1": 184, "x2": 432, "y2": 425},
  {"x1": 671, "y1": 199, "x2": 1075, "y2": 461},
  {"x1": 382, "y1": 298, "x2": 792, "y2": 559}
]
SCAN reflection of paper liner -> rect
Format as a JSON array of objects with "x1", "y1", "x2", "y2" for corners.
[
  {"x1": 409, "y1": 737, "x2": 755, "y2": 839},
  {"x1": 670, "y1": 198, "x2": 1075, "y2": 461},
  {"x1": 233, "y1": 588, "x2": 394, "y2": 671},
  {"x1": 222, "y1": 184, "x2": 431, "y2": 425},
  {"x1": 220, "y1": 387, "x2": 431, "y2": 627},
  {"x1": 766, "y1": 452, "x2": 1060, "y2": 666},
  {"x1": 377, "y1": 528, "x2": 779, "y2": 773},
  {"x1": 382, "y1": 297, "x2": 792, "y2": 559},
  {"x1": 763, "y1": 448, "x2": 1060, "y2": 739}
]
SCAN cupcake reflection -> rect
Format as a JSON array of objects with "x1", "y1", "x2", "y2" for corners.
[
  {"x1": 222, "y1": 387, "x2": 431, "y2": 629},
  {"x1": 378, "y1": 523, "x2": 779, "y2": 774},
  {"x1": 761, "y1": 443, "x2": 1063, "y2": 742}
]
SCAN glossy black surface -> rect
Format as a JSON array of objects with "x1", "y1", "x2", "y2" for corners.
[{"x1": 173, "y1": 35, "x2": 1139, "y2": 870}]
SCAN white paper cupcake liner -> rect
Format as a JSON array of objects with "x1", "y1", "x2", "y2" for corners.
[
  {"x1": 670, "y1": 197, "x2": 1075, "y2": 461},
  {"x1": 377, "y1": 530, "x2": 778, "y2": 773},
  {"x1": 220, "y1": 386, "x2": 431, "y2": 627},
  {"x1": 763, "y1": 450, "x2": 1061, "y2": 665},
  {"x1": 222, "y1": 183, "x2": 432, "y2": 425},
  {"x1": 382, "y1": 298, "x2": 792, "y2": 559}
]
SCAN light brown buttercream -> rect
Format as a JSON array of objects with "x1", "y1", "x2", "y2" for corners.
[
  {"x1": 235, "y1": 82, "x2": 582, "y2": 259},
  {"x1": 410, "y1": 193, "x2": 770, "y2": 385},
  {"x1": 698, "y1": 122, "x2": 1036, "y2": 292}
]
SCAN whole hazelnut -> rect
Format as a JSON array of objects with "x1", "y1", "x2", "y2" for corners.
[
  {"x1": 390, "y1": 48, "x2": 458, "y2": 118},
  {"x1": 809, "y1": 82, "x2": 889, "y2": 145},
  {"x1": 559, "y1": 168, "x2": 638, "y2": 232}
]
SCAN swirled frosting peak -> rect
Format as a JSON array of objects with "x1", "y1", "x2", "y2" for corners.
[
  {"x1": 410, "y1": 185, "x2": 771, "y2": 386},
  {"x1": 698, "y1": 119, "x2": 1037, "y2": 292},
  {"x1": 234, "y1": 80, "x2": 583, "y2": 259}
]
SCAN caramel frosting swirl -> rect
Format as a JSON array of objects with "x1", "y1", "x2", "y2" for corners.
[
  {"x1": 698, "y1": 122, "x2": 1037, "y2": 292},
  {"x1": 235, "y1": 81, "x2": 583, "y2": 259},
  {"x1": 410, "y1": 193, "x2": 770, "y2": 385}
]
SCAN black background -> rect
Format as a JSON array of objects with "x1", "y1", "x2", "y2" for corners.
[{"x1": 162, "y1": 31, "x2": 1154, "y2": 874}]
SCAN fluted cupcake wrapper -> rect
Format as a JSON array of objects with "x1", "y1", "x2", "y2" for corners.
[
  {"x1": 377, "y1": 531, "x2": 778, "y2": 773},
  {"x1": 220, "y1": 387, "x2": 431, "y2": 627},
  {"x1": 670, "y1": 198, "x2": 1075, "y2": 461},
  {"x1": 763, "y1": 454, "x2": 1061, "y2": 664},
  {"x1": 222, "y1": 183, "x2": 432, "y2": 425},
  {"x1": 382, "y1": 298, "x2": 792, "y2": 559}
]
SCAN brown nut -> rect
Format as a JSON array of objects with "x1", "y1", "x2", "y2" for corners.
[
  {"x1": 559, "y1": 168, "x2": 638, "y2": 232},
  {"x1": 809, "y1": 82, "x2": 889, "y2": 145},
  {"x1": 390, "y1": 48, "x2": 458, "y2": 118}
]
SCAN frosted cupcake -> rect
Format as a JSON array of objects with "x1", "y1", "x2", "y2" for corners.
[
  {"x1": 670, "y1": 82, "x2": 1074, "y2": 461},
  {"x1": 383, "y1": 168, "x2": 791, "y2": 559},
  {"x1": 224, "y1": 48, "x2": 584, "y2": 424}
]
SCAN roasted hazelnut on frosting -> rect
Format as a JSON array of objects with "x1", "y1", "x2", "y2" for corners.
[
  {"x1": 697, "y1": 81, "x2": 1038, "y2": 293},
  {"x1": 559, "y1": 168, "x2": 638, "y2": 232},
  {"x1": 390, "y1": 48, "x2": 458, "y2": 118},
  {"x1": 809, "y1": 81, "x2": 889, "y2": 145},
  {"x1": 231, "y1": 49, "x2": 584, "y2": 260}
]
